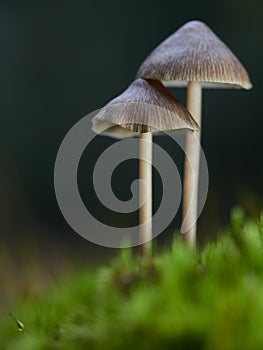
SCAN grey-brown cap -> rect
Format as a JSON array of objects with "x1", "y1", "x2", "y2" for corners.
[
  {"x1": 92, "y1": 78, "x2": 199, "y2": 138},
  {"x1": 137, "y1": 20, "x2": 252, "y2": 90}
]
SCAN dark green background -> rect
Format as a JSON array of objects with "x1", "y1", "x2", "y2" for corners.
[{"x1": 0, "y1": 0, "x2": 262, "y2": 255}]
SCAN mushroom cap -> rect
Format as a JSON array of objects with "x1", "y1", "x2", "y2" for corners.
[
  {"x1": 137, "y1": 20, "x2": 252, "y2": 90},
  {"x1": 92, "y1": 78, "x2": 199, "y2": 138}
]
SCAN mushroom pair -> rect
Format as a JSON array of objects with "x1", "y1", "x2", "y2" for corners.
[{"x1": 92, "y1": 20, "x2": 252, "y2": 254}]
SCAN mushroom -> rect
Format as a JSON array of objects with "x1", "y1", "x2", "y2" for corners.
[
  {"x1": 136, "y1": 20, "x2": 252, "y2": 247},
  {"x1": 92, "y1": 77, "x2": 199, "y2": 257}
]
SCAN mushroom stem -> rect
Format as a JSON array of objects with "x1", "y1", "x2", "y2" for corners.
[
  {"x1": 182, "y1": 81, "x2": 202, "y2": 247},
  {"x1": 139, "y1": 131, "x2": 152, "y2": 258}
]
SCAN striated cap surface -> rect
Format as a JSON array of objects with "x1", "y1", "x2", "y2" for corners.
[
  {"x1": 92, "y1": 78, "x2": 199, "y2": 138},
  {"x1": 137, "y1": 21, "x2": 252, "y2": 89}
]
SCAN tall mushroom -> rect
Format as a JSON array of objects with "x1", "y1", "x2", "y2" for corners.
[
  {"x1": 137, "y1": 20, "x2": 252, "y2": 247},
  {"x1": 92, "y1": 77, "x2": 199, "y2": 257}
]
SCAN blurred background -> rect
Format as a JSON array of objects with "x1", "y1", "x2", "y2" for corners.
[{"x1": 0, "y1": 0, "x2": 262, "y2": 306}]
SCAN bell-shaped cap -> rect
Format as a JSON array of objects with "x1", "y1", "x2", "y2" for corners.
[
  {"x1": 92, "y1": 78, "x2": 199, "y2": 138},
  {"x1": 137, "y1": 20, "x2": 252, "y2": 89}
]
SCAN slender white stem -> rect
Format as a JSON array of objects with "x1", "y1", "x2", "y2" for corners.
[
  {"x1": 182, "y1": 81, "x2": 202, "y2": 248},
  {"x1": 139, "y1": 132, "x2": 152, "y2": 257}
]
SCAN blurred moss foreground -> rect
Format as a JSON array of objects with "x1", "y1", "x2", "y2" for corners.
[{"x1": 1, "y1": 208, "x2": 263, "y2": 350}]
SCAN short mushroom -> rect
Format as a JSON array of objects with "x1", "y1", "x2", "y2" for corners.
[
  {"x1": 137, "y1": 20, "x2": 252, "y2": 247},
  {"x1": 92, "y1": 77, "x2": 199, "y2": 257}
]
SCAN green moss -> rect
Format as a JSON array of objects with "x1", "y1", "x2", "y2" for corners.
[{"x1": 1, "y1": 209, "x2": 263, "y2": 349}]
